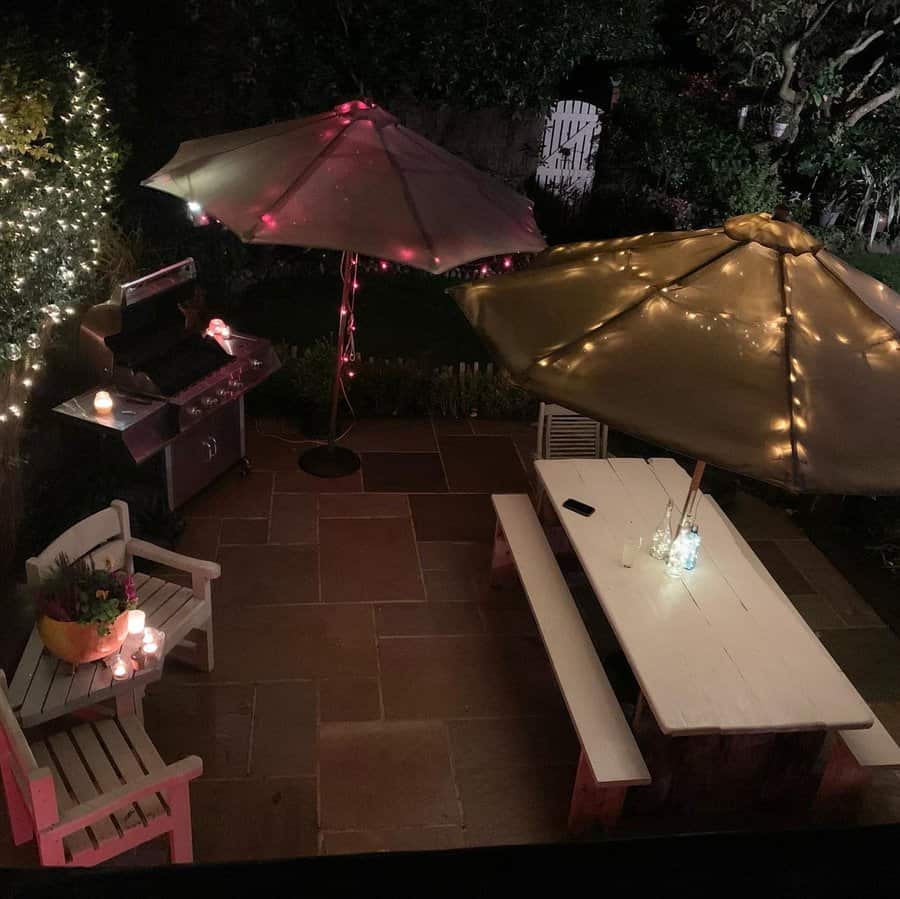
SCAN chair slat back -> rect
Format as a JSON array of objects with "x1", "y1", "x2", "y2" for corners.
[
  {"x1": 0, "y1": 671, "x2": 57, "y2": 828},
  {"x1": 539, "y1": 403, "x2": 606, "y2": 459},
  {"x1": 25, "y1": 506, "x2": 126, "y2": 585}
]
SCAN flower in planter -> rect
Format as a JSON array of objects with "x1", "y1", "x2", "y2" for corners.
[{"x1": 31, "y1": 553, "x2": 138, "y2": 636}]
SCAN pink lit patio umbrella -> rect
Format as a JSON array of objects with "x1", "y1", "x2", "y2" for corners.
[{"x1": 142, "y1": 100, "x2": 545, "y2": 475}]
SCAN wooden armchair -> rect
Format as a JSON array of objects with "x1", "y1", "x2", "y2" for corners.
[
  {"x1": 12, "y1": 500, "x2": 220, "y2": 725},
  {"x1": 0, "y1": 671, "x2": 202, "y2": 866}
]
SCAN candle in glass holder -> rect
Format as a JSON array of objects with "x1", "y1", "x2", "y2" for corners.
[
  {"x1": 127, "y1": 609, "x2": 146, "y2": 635},
  {"x1": 139, "y1": 626, "x2": 164, "y2": 663},
  {"x1": 93, "y1": 390, "x2": 114, "y2": 415},
  {"x1": 109, "y1": 654, "x2": 131, "y2": 680}
]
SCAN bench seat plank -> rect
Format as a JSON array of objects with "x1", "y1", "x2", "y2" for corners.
[
  {"x1": 841, "y1": 716, "x2": 900, "y2": 769},
  {"x1": 492, "y1": 494, "x2": 650, "y2": 787}
]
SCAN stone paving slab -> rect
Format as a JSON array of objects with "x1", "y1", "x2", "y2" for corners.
[{"x1": 4, "y1": 418, "x2": 899, "y2": 868}]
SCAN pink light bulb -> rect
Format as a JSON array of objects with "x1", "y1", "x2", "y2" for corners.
[
  {"x1": 352, "y1": 281, "x2": 359, "y2": 290},
  {"x1": 380, "y1": 260, "x2": 389, "y2": 270},
  {"x1": 503, "y1": 257, "x2": 512, "y2": 268}
]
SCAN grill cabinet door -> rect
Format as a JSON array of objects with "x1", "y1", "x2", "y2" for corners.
[{"x1": 166, "y1": 401, "x2": 242, "y2": 508}]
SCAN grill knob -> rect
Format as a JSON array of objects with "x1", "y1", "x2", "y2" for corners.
[
  {"x1": 250, "y1": 358, "x2": 263, "y2": 370},
  {"x1": 202, "y1": 395, "x2": 219, "y2": 408},
  {"x1": 188, "y1": 405, "x2": 202, "y2": 416}
]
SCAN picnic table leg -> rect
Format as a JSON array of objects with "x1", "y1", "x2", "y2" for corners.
[
  {"x1": 490, "y1": 521, "x2": 516, "y2": 588},
  {"x1": 567, "y1": 748, "x2": 627, "y2": 835}
]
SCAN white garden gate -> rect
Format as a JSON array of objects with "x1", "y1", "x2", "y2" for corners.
[{"x1": 535, "y1": 99, "x2": 602, "y2": 213}]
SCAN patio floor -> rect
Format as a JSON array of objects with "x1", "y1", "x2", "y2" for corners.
[{"x1": 2, "y1": 415, "x2": 900, "y2": 865}]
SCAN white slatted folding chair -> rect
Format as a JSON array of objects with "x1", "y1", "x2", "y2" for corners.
[
  {"x1": 536, "y1": 402, "x2": 608, "y2": 460},
  {"x1": 535, "y1": 403, "x2": 608, "y2": 516}
]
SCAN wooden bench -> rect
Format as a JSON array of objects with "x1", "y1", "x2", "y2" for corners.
[
  {"x1": 491, "y1": 493, "x2": 650, "y2": 833},
  {"x1": 817, "y1": 713, "x2": 900, "y2": 811}
]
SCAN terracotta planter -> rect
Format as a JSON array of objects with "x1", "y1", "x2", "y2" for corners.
[{"x1": 36, "y1": 612, "x2": 129, "y2": 664}]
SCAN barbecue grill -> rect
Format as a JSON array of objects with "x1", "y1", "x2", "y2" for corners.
[{"x1": 54, "y1": 259, "x2": 280, "y2": 509}]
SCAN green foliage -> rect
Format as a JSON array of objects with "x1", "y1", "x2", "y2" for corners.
[
  {"x1": 843, "y1": 251, "x2": 900, "y2": 292},
  {"x1": 599, "y1": 69, "x2": 782, "y2": 228},
  {"x1": 0, "y1": 40, "x2": 123, "y2": 363},
  {"x1": 31, "y1": 553, "x2": 137, "y2": 635},
  {"x1": 255, "y1": 339, "x2": 536, "y2": 424}
]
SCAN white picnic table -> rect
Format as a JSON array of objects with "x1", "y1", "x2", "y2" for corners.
[{"x1": 534, "y1": 456, "x2": 874, "y2": 738}]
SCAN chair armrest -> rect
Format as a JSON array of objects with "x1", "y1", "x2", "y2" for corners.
[
  {"x1": 127, "y1": 539, "x2": 221, "y2": 579},
  {"x1": 45, "y1": 756, "x2": 203, "y2": 839}
]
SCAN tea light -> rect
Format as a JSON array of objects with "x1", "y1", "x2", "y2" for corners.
[
  {"x1": 127, "y1": 609, "x2": 146, "y2": 635},
  {"x1": 93, "y1": 390, "x2": 114, "y2": 415},
  {"x1": 139, "y1": 626, "x2": 165, "y2": 662},
  {"x1": 109, "y1": 654, "x2": 131, "y2": 680}
]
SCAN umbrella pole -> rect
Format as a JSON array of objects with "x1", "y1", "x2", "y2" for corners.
[
  {"x1": 298, "y1": 251, "x2": 362, "y2": 477},
  {"x1": 678, "y1": 460, "x2": 706, "y2": 531}
]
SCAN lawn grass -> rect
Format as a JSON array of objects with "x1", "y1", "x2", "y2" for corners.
[{"x1": 845, "y1": 251, "x2": 900, "y2": 291}]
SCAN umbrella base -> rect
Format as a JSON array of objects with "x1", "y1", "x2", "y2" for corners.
[{"x1": 298, "y1": 444, "x2": 361, "y2": 478}]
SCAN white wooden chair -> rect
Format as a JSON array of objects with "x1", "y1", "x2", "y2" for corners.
[
  {"x1": 14, "y1": 500, "x2": 219, "y2": 725},
  {"x1": 536, "y1": 402, "x2": 608, "y2": 460},
  {"x1": 0, "y1": 670, "x2": 202, "y2": 866},
  {"x1": 535, "y1": 404, "x2": 608, "y2": 520}
]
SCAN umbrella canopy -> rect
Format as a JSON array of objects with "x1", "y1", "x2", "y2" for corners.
[
  {"x1": 452, "y1": 211, "x2": 900, "y2": 494},
  {"x1": 142, "y1": 100, "x2": 545, "y2": 274}
]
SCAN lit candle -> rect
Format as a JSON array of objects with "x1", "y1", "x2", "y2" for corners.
[
  {"x1": 93, "y1": 390, "x2": 114, "y2": 415},
  {"x1": 127, "y1": 609, "x2": 146, "y2": 635},
  {"x1": 110, "y1": 654, "x2": 130, "y2": 679},
  {"x1": 139, "y1": 626, "x2": 164, "y2": 662}
]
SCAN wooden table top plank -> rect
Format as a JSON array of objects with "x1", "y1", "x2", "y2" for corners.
[
  {"x1": 648, "y1": 459, "x2": 873, "y2": 731},
  {"x1": 607, "y1": 458, "x2": 819, "y2": 732},
  {"x1": 589, "y1": 459, "x2": 745, "y2": 732},
  {"x1": 603, "y1": 458, "x2": 796, "y2": 731},
  {"x1": 535, "y1": 457, "x2": 873, "y2": 735},
  {"x1": 18, "y1": 654, "x2": 61, "y2": 724},
  {"x1": 538, "y1": 459, "x2": 712, "y2": 732},
  {"x1": 7, "y1": 630, "x2": 47, "y2": 708}
]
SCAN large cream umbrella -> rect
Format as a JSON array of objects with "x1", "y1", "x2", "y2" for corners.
[
  {"x1": 452, "y1": 210, "x2": 900, "y2": 496},
  {"x1": 143, "y1": 99, "x2": 545, "y2": 476}
]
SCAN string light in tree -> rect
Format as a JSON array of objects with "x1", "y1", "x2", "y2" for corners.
[{"x1": 0, "y1": 54, "x2": 120, "y2": 430}]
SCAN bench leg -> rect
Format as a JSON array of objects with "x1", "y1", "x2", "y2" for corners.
[
  {"x1": 568, "y1": 749, "x2": 627, "y2": 835},
  {"x1": 490, "y1": 521, "x2": 517, "y2": 588}
]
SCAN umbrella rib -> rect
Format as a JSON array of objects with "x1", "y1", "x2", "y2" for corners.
[
  {"x1": 141, "y1": 115, "x2": 331, "y2": 184},
  {"x1": 525, "y1": 241, "x2": 746, "y2": 373},
  {"x1": 375, "y1": 125, "x2": 439, "y2": 266},
  {"x1": 400, "y1": 127, "x2": 531, "y2": 224},
  {"x1": 244, "y1": 123, "x2": 353, "y2": 242},
  {"x1": 779, "y1": 256, "x2": 801, "y2": 490},
  {"x1": 816, "y1": 252, "x2": 900, "y2": 344}
]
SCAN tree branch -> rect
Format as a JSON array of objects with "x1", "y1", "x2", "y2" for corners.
[
  {"x1": 779, "y1": 0, "x2": 838, "y2": 104},
  {"x1": 846, "y1": 83, "x2": 900, "y2": 126},
  {"x1": 836, "y1": 14, "x2": 900, "y2": 70},
  {"x1": 845, "y1": 54, "x2": 885, "y2": 104}
]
